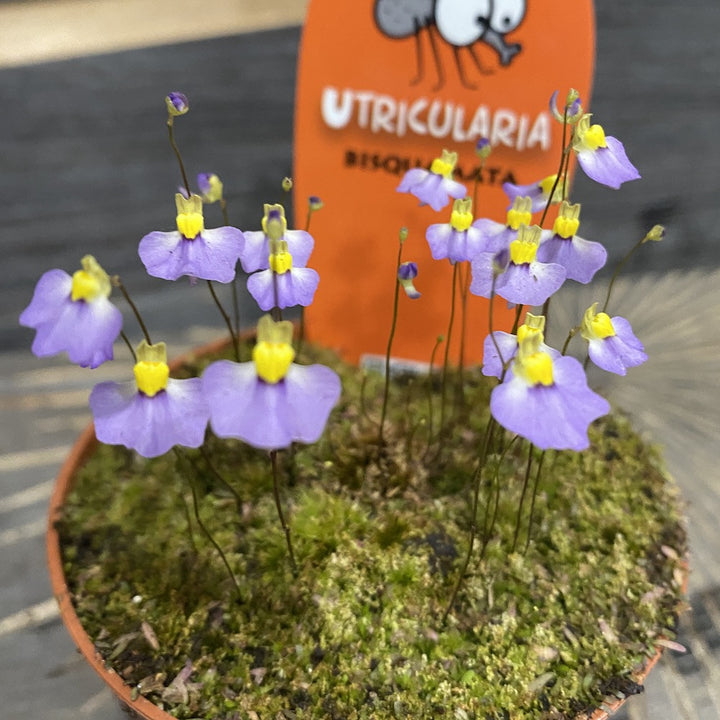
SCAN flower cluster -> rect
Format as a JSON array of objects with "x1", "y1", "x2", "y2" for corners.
[
  {"x1": 20, "y1": 89, "x2": 656, "y2": 610},
  {"x1": 21, "y1": 93, "x2": 340, "y2": 461},
  {"x1": 396, "y1": 88, "x2": 647, "y2": 451}
]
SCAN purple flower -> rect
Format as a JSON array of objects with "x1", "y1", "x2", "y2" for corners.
[
  {"x1": 490, "y1": 334, "x2": 610, "y2": 451},
  {"x1": 572, "y1": 114, "x2": 640, "y2": 189},
  {"x1": 502, "y1": 174, "x2": 564, "y2": 213},
  {"x1": 241, "y1": 203, "x2": 314, "y2": 273},
  {"x1": 196, "y1": 173, "x2": 223, "y2": 204},
  {"x1": 139, "y1": 194, "x2": 245, "y2": 283},
  {"x1": 396, "y1": 150, "x2": 466, "y2": 212},
  {"x1": 536, "y1": 201, "x2": 607, "y2": 283},
  {"x1": 19, "y1": 255, "x2": 122, "y2": 368},
  {"x1": 426, "y1": 198, "x2": 487, "y2": 263},
  {"x1": 472, "y1": 196, "x2": 534, "y2": 255},
  {"x1": 203, "y1": 316, "x2": 341, "y2": 450},
  {"x1": 470, "y1": 225, "x2": 566, "y2": 307},
  {"x1": 246, "y1": 240, "x2": 319, "y2": 311},
  {"x1": 581, "y1": 303, "x2": 647, "y2": 375},
  {"x1": 549, "y1": 89, "x2": 583, "y2": 124},
  {"x1": 89, "y1": 341, "x2": 210, "y2": 458},
  {"x1": 482, "y1": 313, "x2": 559, "y2": 379},
  {"x1": 398, "y1": 261, "x2": 421, "y2": 299}
]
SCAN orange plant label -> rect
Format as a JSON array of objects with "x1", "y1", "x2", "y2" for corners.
[{"x1": 294, "y1": 1, "x2": 595, "y2": 364}]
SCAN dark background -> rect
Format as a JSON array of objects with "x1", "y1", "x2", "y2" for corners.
[{"x1": 2, "y1": 0, "x2": 719, "y2": 352}]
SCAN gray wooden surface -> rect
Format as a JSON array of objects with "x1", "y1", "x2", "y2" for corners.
[{"x1": 1, "y1": 1, "x2": 719, "y2": 718}]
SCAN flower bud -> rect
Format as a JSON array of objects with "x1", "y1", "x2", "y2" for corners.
[
  {"x1": 196, "y1": 173, "x2": 223, "y2": 204},
  {"x1": 398, "y1": 261, "x2": 420, "y2": 299},
  {"x1": 282, "y1": 177, "x2": 293, "y2": 192},
  {"x1": 308, "y1": 195, "x2": 323, "y2": 211},
  {"x1": 165, "y1": 92, "x2": 189, "y2": 117},
  {"x1": 398, "y1": 227, "x2": 408, "y2": 243},
  {"x1": 475, "y1": 137, "x2": 492, "y2": 159},
  {"x1": 642, "y1": 224, "x2": 665, "y2": 243}
]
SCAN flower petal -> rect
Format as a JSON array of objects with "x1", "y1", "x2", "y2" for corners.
[
  {"x1": 90, "y1": 378, "x2": 209, "y2": 457},
  {"x1": 495, "y1": 262, "x2": 566, "y2": 306},
  {"x1": 588, "y1": 316, "x2": 647, "y2": 375},
  {"x1": 203, "y1": 360, "x2": 341, "y2": 450},
  {"x1": 491, "y1": 357, "x2": 610, "y2": 450},
  {"x1": 576, "y1": 136, "x2": 640, "y2": 189},
  {"x1": 240, "y1": 229, "x2": 314, "y2": 273},
  {"x1": 139, "y1": 227, "x2": 244, "y2": 282},
  {"x1": 537, "y1": 232, "x2": 607, "y2": 284},
  {"x1": 247, "y1": 268, "x2": 320, "y2": 311}
]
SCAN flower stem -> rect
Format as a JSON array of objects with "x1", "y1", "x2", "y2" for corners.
[
  {"x1": 422, "y1": 334, "x2": 444, "y2": 463},
  {"x1": 539, "y1": 105, "x2": 570, "y2": 228},
  {"x1": 270, "y1": 449, "x2": 298, "y2": 575},
  {"x1": 602, "y1": 235, "x2": 647, "y2": 314},
  {"x1": 437, "y1": 262, "x2": 459, "y2": 440},
  {"x1": 120, "y1": 331, "x2": 137, "y2": 362},
  {"x1": 112, "y1": 276, "x2": 152, "y2": 345},
  {"x1": 220, "y1": 198, "x2": 242, "y2": 342},
  {"x1": 378, "y1": 237, "x2": 404, "y2": 448},
  {"x1": 480, "y1": 432, "x2": 518, "y2": 561},
  {"x1": 174, "y1": 450, "x2": 243, "y2": 602},
  {"x1": 206, "y1": 280, "x2": 240, "y2": 362},
  {"x1": 524, "y1": 450, "x2": 546, "y2": 553},
  {"x1": 512, "y1": 442, "x2": 535, "y2": 553},
  {"x1": 455, "y1": 263, "x2": 471, "y2": 408},
  {"x1": 167, "y1": 120, "x2": 191, "y2": 197},
  {"x1": 199, "y1": 445, "x2": 244, "y2": 514},
  {"x1": 441, "y1": 415, "x2": 495, "y2": 626}
]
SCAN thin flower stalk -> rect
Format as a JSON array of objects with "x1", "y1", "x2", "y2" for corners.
[
  {"x1": 113, "y1": 276, "x2": 152, "y2": 345},
  {"x1": 175, "y1": 449, "x2": 244, "y2": 602},
  {"x1": 271, "y1": 449, "x2": 298, "y2": 575},
  {"x1": 524, "y1": 450, "x2": 547, "y2": 553},
  {"x1": 378, "y1": 232, "x2": 405, "y2": 448},
  {"x1": 206, "y1": 280, "x2": 240, "y2": 362},
  {"x1": 441, "y1": 414, "x2": 496, "y2": 626},
  {"x1": 512, "y1": 442, "x2": 535, "y2": 553}
]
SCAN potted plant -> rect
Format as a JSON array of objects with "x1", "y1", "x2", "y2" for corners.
[{"x1": 26, "y1": 90, "x2": 686, "y2": 720}]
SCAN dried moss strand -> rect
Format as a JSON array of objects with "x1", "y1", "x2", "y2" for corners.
[{"x1": 270, "y1": 449, "x2": 298, "y2": 575}]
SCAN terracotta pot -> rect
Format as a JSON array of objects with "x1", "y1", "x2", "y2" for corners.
[{"x1": 46, "y1": 338, "x2": 685, "y2": 720}]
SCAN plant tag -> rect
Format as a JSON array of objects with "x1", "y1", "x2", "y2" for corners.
[{"x1": 294, "y1": 0, "x2": 595, "y2": 364}]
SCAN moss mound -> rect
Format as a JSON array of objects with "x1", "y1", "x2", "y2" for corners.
[{"x1": 58, "y1": 344, "x2": 686, "y2": 719}]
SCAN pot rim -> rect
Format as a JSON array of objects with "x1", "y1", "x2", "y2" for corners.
[{"x1": 45, "y1": 336, "x2": 686, "y2": 720}]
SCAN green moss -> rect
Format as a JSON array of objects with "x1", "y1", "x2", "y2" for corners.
[{"x1": 57, "y1": 346, "x2": 686, "y2": 720}]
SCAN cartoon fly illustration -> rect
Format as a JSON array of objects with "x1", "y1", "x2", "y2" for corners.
[{"x1": 374, "y1": 0, "x2": 526, "y2": 89}]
